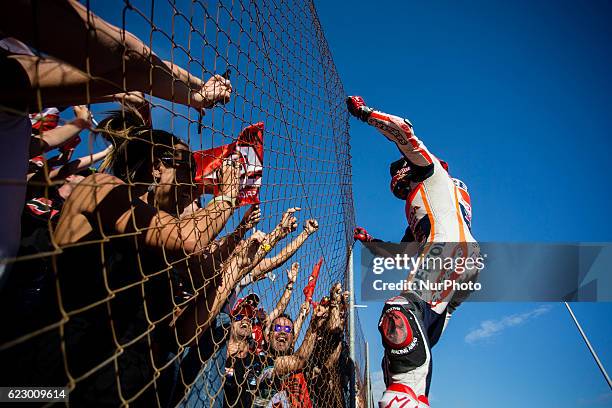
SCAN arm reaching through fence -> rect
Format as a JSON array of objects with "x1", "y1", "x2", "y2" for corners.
[
  {"x1": 53, "y1": 110, "x2": 242, "y2": 255},
  {"x1": 29, "y1": 106, "x2": 91, "y2": 158},
  {"x1": 251, "y1": 216, "x2": 319, "y2": 281},
  {"x1": 266, "y1": 262, "x2": 299, "y2": 325},
  {"x1": 45, "y1": 145, "x2": 113, "y2": 181},
  {"x1": 175, "y1": 231, "x2": 267, "y2": 344},
  {"x1": 292, "y1": 300, "x2": 312, "y2": 347},
  {"x1": 1, "y1": 1, "x2": 232, "y2": 110},
  {"x1": 204, "y1": 205, "x2": 262, "y2": 266}
]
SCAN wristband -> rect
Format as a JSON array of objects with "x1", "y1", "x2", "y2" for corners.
[
  {"x1": 211, "y1": 195, "x2": 236, "y2": 206},
  {"x1": 286, "y1": 283, "x2": 294, "y2": 290},
  {"x1": 261, "y1": 243, "x2": 272, "y2": 253}
]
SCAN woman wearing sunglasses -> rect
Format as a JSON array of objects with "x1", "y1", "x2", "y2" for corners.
[{"x1": 2, "y1": 104, "x2": 275, "y2": 407}]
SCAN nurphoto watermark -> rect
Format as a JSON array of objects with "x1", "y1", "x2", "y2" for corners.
[{"x1": 359, "y1": 242, "x2": 612, "y2": 302}]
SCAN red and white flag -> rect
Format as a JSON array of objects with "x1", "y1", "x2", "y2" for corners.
[
  {"x1": 304, "y1": 257, "x2": 324, "y2": 306},
  {"x1": 193, "y1": 122, "x2": 264, "y2": 206},
  {"x1": 30, "y1": 107, "x2": 61, "y2": 133}
]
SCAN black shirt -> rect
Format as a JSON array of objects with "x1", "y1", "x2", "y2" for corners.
[{"x1": 224, "y1": 351, "x2": 260, "y2": 408}]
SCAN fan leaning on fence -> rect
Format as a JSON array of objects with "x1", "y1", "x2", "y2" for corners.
[
  {"x1": 0, "y1": 103, "x2": 306, "y2": 407},
  {"x1": 0, "y1": 0, "x2": 232, "y2": 287}
]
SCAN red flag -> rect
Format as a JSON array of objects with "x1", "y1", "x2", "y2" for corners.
[
  {"x1": 303, "y1": 257, "x2": 323, "y2": 305},
  {"x1": 30, "y1": 108, "x2": 61, "y2": 134},
  {"x1": 193, "y1": 122, "x2": 264, "y2": 206}
]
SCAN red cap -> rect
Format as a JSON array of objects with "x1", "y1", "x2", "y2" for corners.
[{"x1": 230, "y1": 293, "x2": 260, "y2": 317}]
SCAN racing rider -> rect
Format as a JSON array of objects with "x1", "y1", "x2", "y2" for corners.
[{"x1": 347, "y1": 96, "x2": 481, "y2": 407}]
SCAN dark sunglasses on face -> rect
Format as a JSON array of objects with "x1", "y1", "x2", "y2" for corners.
[
  {"x1": 234, "y1": 314, "x2": 253, "y2": 323},
  {"x1": 160, "y1": 149, "x2": 197, "y2": 176},
  {"x1": 160, "y1": 156, "x2": 196, "y2": 177},
  {"x1": 273, "y1": 324, "x2": 292, "y2": 334}
]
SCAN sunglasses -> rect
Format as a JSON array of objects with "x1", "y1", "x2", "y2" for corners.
[
  {"x1": 273, "y1": 324, "x2": 292, "y2": 334},
  {"x1": 159, "y1": 154, "x2": 196, "y2": 178},
  {"x1": 233, "y1": 314, "x2": 253, "y2": 323}
]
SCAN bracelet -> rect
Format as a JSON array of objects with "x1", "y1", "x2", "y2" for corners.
[
  {"x1": 261, "y1": 243, "x2": 272, "y2": 253},
  {"x1": 211, "y1": 195, "x2": 236, "y2": 206},
  {"x1": 286, "y1": 283, "x2": 294, "y2": 290}
]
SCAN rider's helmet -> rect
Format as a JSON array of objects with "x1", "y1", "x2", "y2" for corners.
[{"x1": 389, "y1": 158, "x2": 412, "y2": 200}]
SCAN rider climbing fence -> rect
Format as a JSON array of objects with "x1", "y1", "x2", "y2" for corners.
[{"x1": 0, "y1": 0, "x2": 363, "y2": 406}]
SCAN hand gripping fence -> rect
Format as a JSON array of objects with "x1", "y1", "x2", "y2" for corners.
[{"x1": 0, "y1": 0, "x2": 369, "y2": 407}]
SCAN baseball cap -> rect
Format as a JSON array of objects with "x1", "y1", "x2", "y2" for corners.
[{"x1": 230, "y1": 293, "x2": 260, "y2": 318}]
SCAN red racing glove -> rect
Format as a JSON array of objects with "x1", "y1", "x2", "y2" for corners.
[
  {"x1": 353, "y1": 227, "x2": 373, "y2": 242},
  {"x1": 346, "y1": 96, "x2": 373, "y2": 122}
]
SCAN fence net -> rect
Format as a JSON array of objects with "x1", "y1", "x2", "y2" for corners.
[{"x1": 0, "y1": 0, "x2": 362, "y2": 407}]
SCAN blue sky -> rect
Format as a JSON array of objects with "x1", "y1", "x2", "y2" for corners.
[
  {"x1": 314, "y1": 0, "x2": 612, "y2": 406},
  {"x1": 60, "y1": 0, "x2": 611, "y2": 406}
]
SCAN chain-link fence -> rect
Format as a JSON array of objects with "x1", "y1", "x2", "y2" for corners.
[{"x1": 0, "y1": 0, "x2": 367, "y2": 406}]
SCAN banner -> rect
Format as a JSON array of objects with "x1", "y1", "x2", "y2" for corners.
[
  {"x1": 193, "y1": 122, "x2": 264, "y2": 205},
  {"x1": 304, "y1": 257, "x2": 324, "y2": 305}
]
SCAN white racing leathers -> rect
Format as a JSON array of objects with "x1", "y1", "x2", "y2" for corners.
[
  {"x1": 367, "y1": 109, "x2": 480, "y2": 313},
  {"x1": 369, "y1": 111, "x2": 481, "y2": 406}
]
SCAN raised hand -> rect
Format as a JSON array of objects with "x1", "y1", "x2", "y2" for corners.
[
  {"x1": 236, "y1": 230, "x2": 266, "y2": 268},
  {"x1": 327, "y1": 282, "x2": 348, "y2": 333},
  {"x1": 72, "y1": 105, "x2": 92, "y2": 127},
  {"x1": 217, "y1": 157, "x2": 241, "y2": 198},
  {"x1": 201, "y1": 74, "x2": 232, "y2": 107},
  {"x1": 346, "y1": 96, "x2": 373, "y2": 122},
  {"x1": 242, "y1": 204, "x2": 262, "y2": 229},
  {"x1": 304, "y1": 219, "x2": 319, "y2": 235},
  {"x1": 311, "y1": 299, "x2": 329, "y2": 331},
  {"x1": 299, "y1": 300, "x2": 311, "y2": 317},
  {"x1": 279, "y1": 207, "x2": 300, "y2": 235},
  {"x1": 287, "y1": 262, "x2": 299, "y2": 283},
  {"x1": 353, "y1": 227, "x2": 373, "y2": 242}
]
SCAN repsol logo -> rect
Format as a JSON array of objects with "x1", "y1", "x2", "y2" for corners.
[{"x1": 239, "y1": 189, "x2": 257, "y2": 198}]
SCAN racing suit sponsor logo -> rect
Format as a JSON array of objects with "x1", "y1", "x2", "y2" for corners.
[
  {"x1": 368, "y1": 117, "x2": 409, "y2": 145},
  {"x1": 389, "y1": 336, "x2": 419, "y2": 355}
]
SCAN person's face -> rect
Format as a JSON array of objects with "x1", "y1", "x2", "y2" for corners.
[
  {"x1": 269, "y1": 317, "x2": 294, "y2": 354},
  {"x1": 231, "y1": 313, "x2": 253, "y2": 339},
  {"x1": 152, "y1": 143, "x2": 196, "y2": 214}
]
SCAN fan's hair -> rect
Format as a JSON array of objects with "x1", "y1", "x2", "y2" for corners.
[{"x1": 96, "y1": 105, "x2": 187, "y2": 183}]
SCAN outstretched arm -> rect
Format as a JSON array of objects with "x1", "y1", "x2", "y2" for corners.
[
  {"x1": 291, "y1": 300, "x2": 311, "y2": 347},
  {"x1": 54, "y1": 159, "x2": 241, "y2": 253},
  {"x1": 29, "y1": 105, "x2": 91, "y2": 157},
  {"x1": 175, "y1": 232, "x2": 266, "y2": 345},
  {"x1": 179, "y1": 205, "x2": 261, "y2": 291},
  {"x1": 230, "y1": 206, "x2": 301, "y2": 280},
  {"x1": 347, "y1": 96, "x2": 435, "y2": 167},
  {"x1": 251, "y1": 219, "x2": 318, "y2": 281},
  {"x1": 209, "y1": 205, "x2": 261, "y2": 266},
  {"x1": 271, "y1": 301, "x2": 327, "y2": 376},
  {"x1": 47, "y1": 145, "x2": 113, "y2": 180},
  {"x1": 266, "y1": 262, "x2": 299, "y2": 325},
  {"x1": 191, "y1": 206, "x2": 296, "y2": 295},
  {"x1": 1, "y1": 1, "x2": 231, "y2": 110}
]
